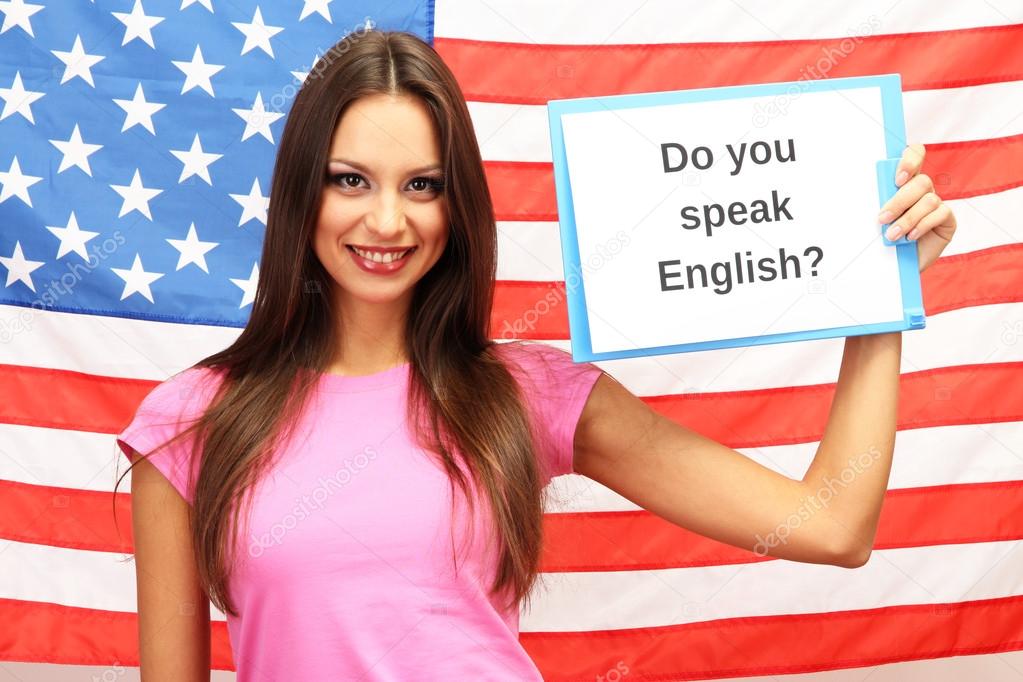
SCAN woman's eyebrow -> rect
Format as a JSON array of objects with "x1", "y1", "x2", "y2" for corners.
[{"x1": 327, "y1": 158, "x2": 442, "y2": 174}]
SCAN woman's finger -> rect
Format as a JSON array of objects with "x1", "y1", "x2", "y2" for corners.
[
  {"x1": 906, "y1": 201, "x2": 953, "y2": 241},
  {"x1": 895, "y1": 143, "x2": 926, "y2": 187},
  {"x1": 885, "y1": 191, "x2": 942, "y2": 241},
  {"x1": 877, "y1": 172, "x2": 934, "y2": 226}
]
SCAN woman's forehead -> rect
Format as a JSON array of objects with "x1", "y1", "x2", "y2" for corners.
[{"x1": 327, "y1": 94, "x2": 441, "y2": 169}]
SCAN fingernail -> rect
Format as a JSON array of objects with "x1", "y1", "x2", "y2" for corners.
[
  {"x1": 895, "y1": 170, "x2": 909, "y2": 186},
  {"x1": 907, "y1": 229, "x2": 919, "y2": 241},
  {"x1": 885, "y1": 225, "x2": 901, "y2": 240},
  {"x1": 877, "y1": 210, "x2": 894, "y2": 224}
]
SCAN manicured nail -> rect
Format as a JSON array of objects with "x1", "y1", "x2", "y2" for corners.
[
  {"x1": 907, "y1": 228, "x2": 919, "y2": 241},
  {"x1": 885, "y1": 225, "x2": 901, "y2": 240},
  {"x1": 877, "y1": 210, "x2": 894, "y2": 224},
  {"x1": 895, "y1": 170, "x2": 910, "y2": 186}
]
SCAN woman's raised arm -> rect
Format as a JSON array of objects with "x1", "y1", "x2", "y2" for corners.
[{"x1": 572, "y1": 143, "x2": 955, "y2": 569}]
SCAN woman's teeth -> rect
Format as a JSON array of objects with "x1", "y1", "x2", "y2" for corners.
[{"x1": 350, "y1": 246, "x2": 413, "y2": 263}]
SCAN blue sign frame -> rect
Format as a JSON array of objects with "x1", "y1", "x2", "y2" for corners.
[{"x1": 547, "y1": 73, "x2": 925, "y2": 362}]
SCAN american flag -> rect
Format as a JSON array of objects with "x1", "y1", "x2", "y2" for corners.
[{"x1": 2, "y1": 1, "x2": 1022, "y2": 680}]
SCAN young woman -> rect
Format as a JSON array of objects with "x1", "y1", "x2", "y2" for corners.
[{"x1": 115, "y1": 29, "x2": 957, "y2": 681}]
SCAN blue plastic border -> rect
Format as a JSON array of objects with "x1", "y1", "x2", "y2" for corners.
[{"x1": 547, "y1": 73, "x2": 925, "y2": 362}]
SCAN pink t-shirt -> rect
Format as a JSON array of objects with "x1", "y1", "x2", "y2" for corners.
[{"x1": 116, "y1": 341, "x2": 603, "y2": 681}]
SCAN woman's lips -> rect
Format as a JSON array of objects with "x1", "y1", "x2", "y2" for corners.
[{"x1": 346, "y1": 245, "x2": 416, "y2": 274}]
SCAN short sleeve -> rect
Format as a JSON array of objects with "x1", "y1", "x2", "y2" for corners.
[
  {"x1": 495, "y1": 341, "x2": 604, "y2": 481},
  {"x1": 115, "y1": 366, "x2": 225, "y2": 504}
]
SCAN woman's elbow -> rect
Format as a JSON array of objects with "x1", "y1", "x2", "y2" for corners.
[{"x1": 828, "y1": 540, "x2": 872, "y2": 569}]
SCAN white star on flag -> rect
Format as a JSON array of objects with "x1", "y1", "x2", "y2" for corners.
[
  {"x1": 0, "y1": 241, "x2": 45, "y2": 292},
  {"x1": 300, "y1": 0, "x2": 333, "y2": 23},
  {"x1": 0, "y1": 156, "x2": 43, "y2": 206},
  {"x1": 113, "y1": 82, "x2": 166, "y2": 134},
  {"x1": 292, "y1": 54, "x2": 322, "y2": 84},
  {"x1": 232, "y1": 6, "x2": 283, "y2": 57},
  {"x1": 0, "y1": 71, "x2": 44, "y2": 123},
  {"x1": 49, "y1": 124, "x2": 104, "y2": 176},
  {"x1": 180, "y1": 0, "x2": 213, "y2": 11},
  {"x1": 112, "y1": 0, "x2": 165, "y2": 48},
  {"x1": 110, "y1": 169, "x2": 163, "y2": 220},
  {"x1": 111, "y1": 253, "x2": 164, "y2": 303},
  {"x1": 233, "y1": 91, "x2": 284, "y2": 143},
  {"x1": 0, "y1": 0, "x2": 44, "y2": 37},
  {"x1": 230, "y1": 262, "x2": 259, "y2": 308},
  {"x1": 46, "y1": 211, "x2": 100, "y2": 260},
  {"x1": 229, "y1": 178, "x2": 270, "y2": 227},
  {"x1": 170, "y1": 134, "x2": 222, "y2": 185},
  {"x1": 51, "y1": 35, "x2": 106, "y2": 87},
  {"x1": 172, "y1": 45, "x2": 225, "y2": 96},
  {"x1": 167, "y1": 223, "x2": 219, "y2": 273}
]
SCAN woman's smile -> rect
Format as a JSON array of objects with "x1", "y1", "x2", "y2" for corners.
[{"x1": 345, "y1": 244, "x2": 418, "y2": 273}]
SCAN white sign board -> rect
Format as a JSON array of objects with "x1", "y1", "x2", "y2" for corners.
[{"x1": 547, "y1": 74, "x2": 924, "y2": 362}]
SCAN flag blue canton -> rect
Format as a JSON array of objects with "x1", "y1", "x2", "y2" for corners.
[{"x1": 0, "y1": 0, "x2": 433, "y2": 328}]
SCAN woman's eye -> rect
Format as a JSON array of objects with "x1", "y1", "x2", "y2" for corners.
[
  {"x1": 410, "y1": 176, "x2": 444, "y2": 193},
  {"x1": 331, "y1": 173, "x2": 363, "y2": 189}
]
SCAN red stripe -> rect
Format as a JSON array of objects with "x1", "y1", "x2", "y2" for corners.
[
  {"x1": 0, "y1": 479, "x2": 132, "y2": 554},
  {"x1": 0, "y1": 598, "x2": 233, "y2": 669},
  {"x1": 522, "y1": 595, "x2": 1023, "y2": 680},
  {"x1": 651, "y1": 361, "x2": 1023, "y2": 449},
  {"x1": 483, "y1": 134, "x2": 1023, "y2": 222},
  {"x1": 0, "y1": 364, "x2": 153, "y2": 434},
  {"x1": 436, "y1": 24, "x2": 1023, "y2": 105},
  {"x1": 490, "y1": 243, "x2": 1023, "y2": 346},
  {"x1": 541, "y1": 480, "x2": 1023, "y2": 571},
  {"x1": 4, "y1": 594, "x2": 1021, "y2": 676}
]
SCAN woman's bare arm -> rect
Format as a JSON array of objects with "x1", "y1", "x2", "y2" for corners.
[
  {"x1": 130, "y1": 449, "x2": 211, "y2": 681},
  {"x1": 573, "y1": 331, "x2": 900, "y2": 568}
]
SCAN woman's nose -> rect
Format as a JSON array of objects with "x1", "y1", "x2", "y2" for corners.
[{"x1": 364, "y1": 189, "x2": 405, "y2": 239}]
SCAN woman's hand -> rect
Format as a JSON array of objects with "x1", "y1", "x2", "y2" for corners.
[{"x1": 876, "y1": 143, "x2": 957, "y2": 273}]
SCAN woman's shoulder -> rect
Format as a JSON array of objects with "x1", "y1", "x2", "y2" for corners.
[
  {"x1": 489, "y1": 341, "x2": 603, "y2": 421},
  {"x1": 491, "y1": 339, "x2": 573, "y2": 370},
  {"x1": 134, "y1": 364, "x2": 228, "y2": 421},
  {"x1": 491, "y1": 340, "x2": 598, "y2": 386},
  {"x1": 489, "y1": 341, "x2": 604, "y2": 478}
]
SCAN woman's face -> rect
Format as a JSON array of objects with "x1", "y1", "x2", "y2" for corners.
[{"x1": 313, "y1": 93, "x2": 448, "y2": 313}]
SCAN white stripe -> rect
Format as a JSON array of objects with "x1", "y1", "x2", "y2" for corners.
[
  {"x1": 6, "y1": 538, "x2": 1019, "y2": 632},
  {"x1": 580, "y1": 301, "x2": 1023, "y2": 395},
  {"x1": 471, "y1": 82, "x2": 1023, "y2": 164},
  {"x1": 1, "y1": 539, "x2": 228, "y2": 621},
  {"x1": 710, "y1": 649, "x2": 1023, "y2": 682},
  {"x1": 0, "y1": 303, "x2": 240, "y2": 380},
  {"x1": 0, "y1": 424, "x2": 127, "y2": 492},
  {"x1": 7, "y1": 416, "x2": 1021, "y2": 499},
  {"x1": 545, "y1": 421, "x2": 1023, "y2": 513},
  {"x1": 521, "y1": 540, "x2": 1023, "y2": 631},
  {"x1": 1, "y1": 300, "x2": 1020, "y2": 411},
  {"x1": 496, "y1": 188, "x2": 1022, "y2": 281},
  {"x1": 435, "y1": 0, "x2": 1023, "y2": 43},
  {"x1": 904, "y1": 80, "x2": 1023, "y2": 144},
  {"x1": 0, "y1": 663, "x2": 237, "y2": 682}
]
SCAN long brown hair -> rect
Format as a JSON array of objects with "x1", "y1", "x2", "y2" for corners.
[{"x1": 115, "y1": 29, "x2": 556, "y2": 618}]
